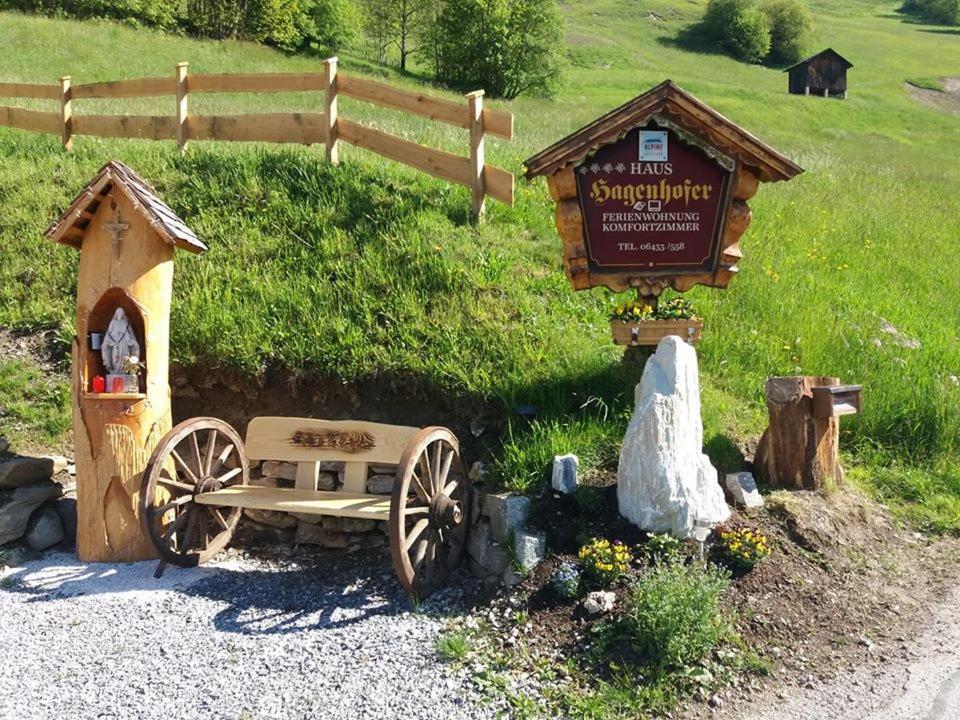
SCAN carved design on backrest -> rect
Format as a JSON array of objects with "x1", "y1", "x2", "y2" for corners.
[{"x1": 290, "y1": 428, "x2": 376, "y2": 454}]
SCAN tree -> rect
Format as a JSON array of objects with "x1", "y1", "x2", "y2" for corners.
[
  {"x1": 435, "y1": 0, "x2": 565, "y2": 99},
  {"x1": 300, "y1": 0, "x2": 362, "y2": 52},
  {"x1": 363, "y1": 0, "x2": 430, "y2": 70},
  {"x1": 704, "y1": 0, "x2": 772, "y2": 64},
  {"x1": 763, "y1": 0, "x2": 813, "y2": 65}
]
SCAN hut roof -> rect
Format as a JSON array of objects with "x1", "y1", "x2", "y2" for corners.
[
  {"x1": 44, "y1": 160, "x2": 207, "y2": 254},
  {"x1": 523, "y1": 80, "x2": 803, "y2": 183},
  {"x1": 783, "y1": 48, "x2": 853, "y2": 72}
]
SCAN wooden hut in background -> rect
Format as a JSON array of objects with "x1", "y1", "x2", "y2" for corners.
[{"x1": 785, "y1": 49, "x2": 852, "y2": 99}]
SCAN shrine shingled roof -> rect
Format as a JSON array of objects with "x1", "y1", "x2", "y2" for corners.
[
  {"x1": 523, "y1": 80, "x2": 803, "y2": 183},
  {"x1": 44, "y1": 160, "x2": 207, "y2": 254}
]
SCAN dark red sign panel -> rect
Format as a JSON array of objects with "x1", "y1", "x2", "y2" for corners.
[{"x1": 575, "y1": 127, "x2": 731, "y2": 273}]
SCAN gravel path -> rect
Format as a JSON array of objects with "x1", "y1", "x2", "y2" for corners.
[
  {"x1": 0, "y1": 550, "x2": 492, "y2": 720},
  {"x1": 739, "y1": 582, "x2": 960, "y2": 720}
]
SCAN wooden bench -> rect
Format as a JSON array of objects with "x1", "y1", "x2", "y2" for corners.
[{"x1": 140, "y1": 415, "x2": 471, "y2": 598}]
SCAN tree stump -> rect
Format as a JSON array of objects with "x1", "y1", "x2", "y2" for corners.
[{"x1": 754, "y1": 376, "x2": 843, "y2": 490}]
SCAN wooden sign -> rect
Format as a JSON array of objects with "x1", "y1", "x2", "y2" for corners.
[{"x1": 524, "y1": 81, "x2": 803, "y2": 299}]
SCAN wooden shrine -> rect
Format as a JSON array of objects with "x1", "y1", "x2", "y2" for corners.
[
  {"x1": 45, "y1": 160, "x2": 207, "y2": 562},
  {"x1": 523, "y1": 81, "x2": 803, "y2": 305}
]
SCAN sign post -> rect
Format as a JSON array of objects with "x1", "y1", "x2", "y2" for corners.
[{"x1": 524, "y1": 81, "x2": 803, "y2": 313}]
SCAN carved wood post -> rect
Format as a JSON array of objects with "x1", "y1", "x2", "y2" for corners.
[
  {"x1": 175, "y1": 62, "x2": 189, "y2": 154},
  {"x1": 59, "y1": 75, "x2": 72, "y2": 151},
  {"x1": 754, "y1": 376, "x2": 844, "y2": 491},
  {"x1": 323, "y1": 57, "x2": 339, "y2": 165},
  {"x1": 467, "y1": 90, "x2": 485, "y2": 221}
]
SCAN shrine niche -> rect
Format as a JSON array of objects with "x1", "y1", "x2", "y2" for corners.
[
  {"x1": 45, "y1": 160, "x2": 207, "y2": 562},
  {"x1": 523, "y1": 81, "x2": 803, "y2": 303}
]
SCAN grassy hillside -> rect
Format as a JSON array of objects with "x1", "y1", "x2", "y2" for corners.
[{"x1": 0, "y1": 2, "x2": 958, "y2": 529}]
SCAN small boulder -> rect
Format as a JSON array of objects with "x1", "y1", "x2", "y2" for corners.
[
  {"x1": 316, "y1": 471, "x2": 337, "y2": 491},
  {"x1": 25, "y1": 506, "x2": 64, "y2": 550},
  {"x1": 236, "y1": 520, "x2": 294, "y2": 546},
  {"x1": 514, "y1": 530, "x2": 546, "y2": 571},
  {"x1": 484, "y1": 493, "x2": 530, "y2": 544},
  {"x1": 469, "y1": 461, "x2": 486, "y2": 482},
  {"x1": 293, "y1": 521, "x2": 327, "y2": 546},
  {"x1": 53, "y1": 497, "x2": 77, "y2": 548},
  {"x1": 260, "y1": 460, "x2": 298, "y2": 481},
  {"x1": 366, "y1": 474, "x2": 395, "y2": 495},
  {"x1": 0, "y1": 481, "x2": 63, "y2": 545},
  {"x1": 551, "y1": 454, "x2": 579, "y2": 494},
  {"x1": 243, "y1": 508, "x2": 297, "y2": 529},
  {"x1": 583, "y1": 591, "x2": 616, "y2": 616},
  {"x1": 0, "y1": 456, "x2": 60, "y2": 489},
  {"x1": 725, "y1": 472, "x2": 764, "y2": 508},
  {"x1": 321, "y1": 516, "x2": 377, "y2": 533}
]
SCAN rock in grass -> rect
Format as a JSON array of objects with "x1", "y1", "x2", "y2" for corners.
[
  {"x1": 484, "y1": 493, "x2": 530, "y2": 544},
  {"x1": 551, "y1": 454, "x2": 579, "y2": 494},
  {"x1": 25, "y1": 506, "x2": 64, "y2": 550},
  {"x1": 583, "y1": 591, "x2": 616, "y2": 616},
  {"x1": 725, "y1": 472, "x2": 764, "y2": 508},
  {"x1": 0, "y1": 481, "x2": 63, "y2": 545},
  {"x1": 617, "y1": 336, "x2": 729, "y2": 538}
]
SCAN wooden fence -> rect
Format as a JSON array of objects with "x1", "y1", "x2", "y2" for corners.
[{"x1": 0, "y1": 59, "x2": 514, "y2": 218}]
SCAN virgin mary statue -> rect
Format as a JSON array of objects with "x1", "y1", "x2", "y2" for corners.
[{"x1": 101, "y1": 308, "x2": 141, "y2": 375}]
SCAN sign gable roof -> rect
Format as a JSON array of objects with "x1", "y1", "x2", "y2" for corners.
[{"x1": 523, "y1": 80, "x2": 803, "y2": 183}]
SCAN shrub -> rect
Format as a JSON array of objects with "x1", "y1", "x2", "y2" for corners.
[
  {"x1": 902, "y1": 0, "x2": 960, "y2": 24},
  {"x1": 763, "y1": 0, "x2": 813, "y2": 64},
  {"x1": 579, "y1": 538, "x2": 632, "y2": 586},
  {"x1": 551, "y1": 561, "x2": 582, "y2": 598},
  {"x1": 704, "y1": 0, "x2": 772, "y2": 63},
  {"x1": 2, "y1": 0, "x2": 180, "y2": 29},
  {"x1": 299, "y1": 0, "x2": 362, "y2": 51},
  {"x1": 623, "y1": 563, "x2": 732, "y2": 671},
  {"x1": 717, "y1": 527, "x2": 771, "y2": 571},
  {"x1": 434, "y1": 0, "x2": 566, "y2": 99},
  {"x1": 644, "y1": 533, "x2": 683, "y2": 564}
]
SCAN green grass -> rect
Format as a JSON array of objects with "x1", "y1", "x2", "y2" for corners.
[
  {"x1": 0, "y1": 358, "x2": 70, "y2": 448},
  {"x1": 0, "y1": 3, "x2": 959, "y2": 528}
]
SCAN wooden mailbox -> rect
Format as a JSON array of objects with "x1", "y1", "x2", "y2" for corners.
[
  {"x1": 523, "y1": 81, "x2": 803, "y2": 304},
  {"x1": 811, "y1": 384, "x2": 862, "y2": 418},
  {"x1": 45, "y1": 160, "x2": 207, "y2": 562}
]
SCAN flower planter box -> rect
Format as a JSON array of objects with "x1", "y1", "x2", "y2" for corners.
[{"x1": 610, "y1": 319, "x2": 703, "y2": 347}]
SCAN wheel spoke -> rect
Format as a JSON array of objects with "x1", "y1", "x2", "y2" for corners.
[
  {"x1": 171, "y1": 449, "x2": 200, "y2": 485},
  {"x1": 190, "y1": 432, "x2": 203, "y2": 479},
  {"x1": 153, "y1": 495, "x2": 193, "y2": 516},
  {"x1": 161, "y1": 509, "x2": 190, "y2": 543},
  {"x1": 157, "y1": 475, "x2": 195, "y2": 494},
  {"x1": 203, "y1": 429, "x2": 218, "y2": 476},
  {"x1": 419, "y1": 453, "x2": 433, "y2": 497},
  {"x1": 431, "y1": 441, "x2": 443, "y2": 495},
  {"x1": 409, "y1": 472, "x2": 430, "y2": 503},
  {"x1": 411, "y1": 538, "x2": 429, "y2": 570},
  {"x1": 210, "y1": 444, "x2": 234, "y2": 477},
  {"x1": 404, "y1": 505, "x2": 429, "y2": 517},
  {"x1": 442, "y1": 479, "x2": 459, "y2": 498},
  {"x1": 216, "y1": 467, "x2": 243, "y2": 485},
  {"x1": 405, "y1": 518, "x2": 430, "y2": 551},
  {"x1": 210, "y1": 507, "x2": 230, "y2": 530},
  {"x1": 437, "y1": 448, "x2": 454, "y2": 492}
]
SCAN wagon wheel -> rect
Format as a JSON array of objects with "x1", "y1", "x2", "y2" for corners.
[
  {"x1": 140, "y1": 417, "x2": 248, "y2": 569},
  {"x1": 390, "y1": 426, "x2": 471, "y2": 599}
]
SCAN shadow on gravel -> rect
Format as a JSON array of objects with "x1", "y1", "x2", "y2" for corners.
[{"x1": 6, "y1": 548, "x2": 475, "y2": 636}]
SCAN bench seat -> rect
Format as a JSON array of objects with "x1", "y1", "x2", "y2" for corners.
[{"x1": 193, "y1": 486, "x2": 391, "y2": 520}]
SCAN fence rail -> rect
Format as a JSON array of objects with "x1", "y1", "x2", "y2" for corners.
[{"x1": 0, "y1": 59, "x2": 514, "y2": 218}]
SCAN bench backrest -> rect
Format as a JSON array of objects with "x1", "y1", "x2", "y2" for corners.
[{"x1": 244, "y1": 416, "x2": 421, "y2": 494}]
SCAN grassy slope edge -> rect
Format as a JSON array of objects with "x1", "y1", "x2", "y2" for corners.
[{"x1": 0, "y1": 2, "x2": 958, "y2": 530}]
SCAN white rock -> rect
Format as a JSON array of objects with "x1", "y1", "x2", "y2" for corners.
[
  {"x1": 583, "y1": 591, "x2": 616, "y2": 616},
  {"x1": 551, "y1": 454, "x2": 579, "y2": 494},
  {"x1": 514, "y1": 530, "x2": 546, "y2": 571},
  {"x1": 617, "y1": 336, "x2": 730, "y2": 538},
  {"x1": 725, "y1": 471, "x2": 764, "y2": 508},
  {"x1": 468, "y1": 461, "x2": 486, "y2": 482}
]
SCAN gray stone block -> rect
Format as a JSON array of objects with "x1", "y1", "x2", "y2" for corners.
[
  {"x1": 485, "y1": 493, "x2": 530, "y2": 544},
  {"x1": 551, "y1": 454, "x2": 579, "y2": 494},
  {"x1": 725, "y1": 472, "x2": 764, "y2": 508},
  {"x1": 261, "y1": 460, "x2": 298, "y2": 481},
  {"x1": 25, "y1": 506, "x2": 64, "y2": 550},
  {"x1": 366, "y1": 474, "x2": 395, "y2": 495},
  {"x1": 0, "y1": 481, "x2": 62, "y2": 545},
  {"x1": 0, "y1": 456, "x2": 58, "y2": 489},
  {"x1": 514, "y1": 530, "x2": 546, "y2": 571}
]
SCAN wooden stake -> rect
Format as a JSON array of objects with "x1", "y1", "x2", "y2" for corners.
[
  {"x1": 466, "y1": 90, "x2": 485, "y2": 221},
  {"x1": 59, "y1": 76, "x2": 72, "y2": 151},
  {"x1": 323, "y1": 57, "x2": 339, "y2": 164},
  {"x1": 175, "y1": 62, "x2": 189, "y2": 154}
]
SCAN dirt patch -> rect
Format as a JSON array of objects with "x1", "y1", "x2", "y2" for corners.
[
  {"x1": 470, "y1": 484, "x2": 960, "y2": 713},
  {"x1": 0, "y1": 327, "x2": 68, "y2": 373},
  {"x1": 906, "y1": 78, "x2": 960, "y2": 115}
]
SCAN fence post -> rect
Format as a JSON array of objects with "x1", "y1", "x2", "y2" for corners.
[
  {"x1": 176, "y1": 62, "x2": 189, "y2": 154},
  {"x1": 323, "y1": 57, "x2": 339, "y2": 165},
  {"x1": 466, "y1": 90, "x2": 485, "y2": 221},
  {"x1": 59, "y1": 76, "x2": 72, "y2": 151}
]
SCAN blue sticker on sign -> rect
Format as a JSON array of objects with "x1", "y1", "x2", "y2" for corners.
[{"x1": 639, "y1": 130, "x2": 668, "y2": 162}]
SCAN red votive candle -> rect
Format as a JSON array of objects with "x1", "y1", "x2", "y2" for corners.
[
  {"x1": 92, "y1": 375, "x2": 106, "y2": 393},
  {"x1": 110, "y1": 376, "x2": 125, "y2": 393}
]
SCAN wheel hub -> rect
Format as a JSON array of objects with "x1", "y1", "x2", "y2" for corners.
[
  {"x1": 196, "y1": 476, "x2": 221, "y2": 494},
  {"x1": 429, "y1": 494, "x2": 463, "y2": 528}
]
